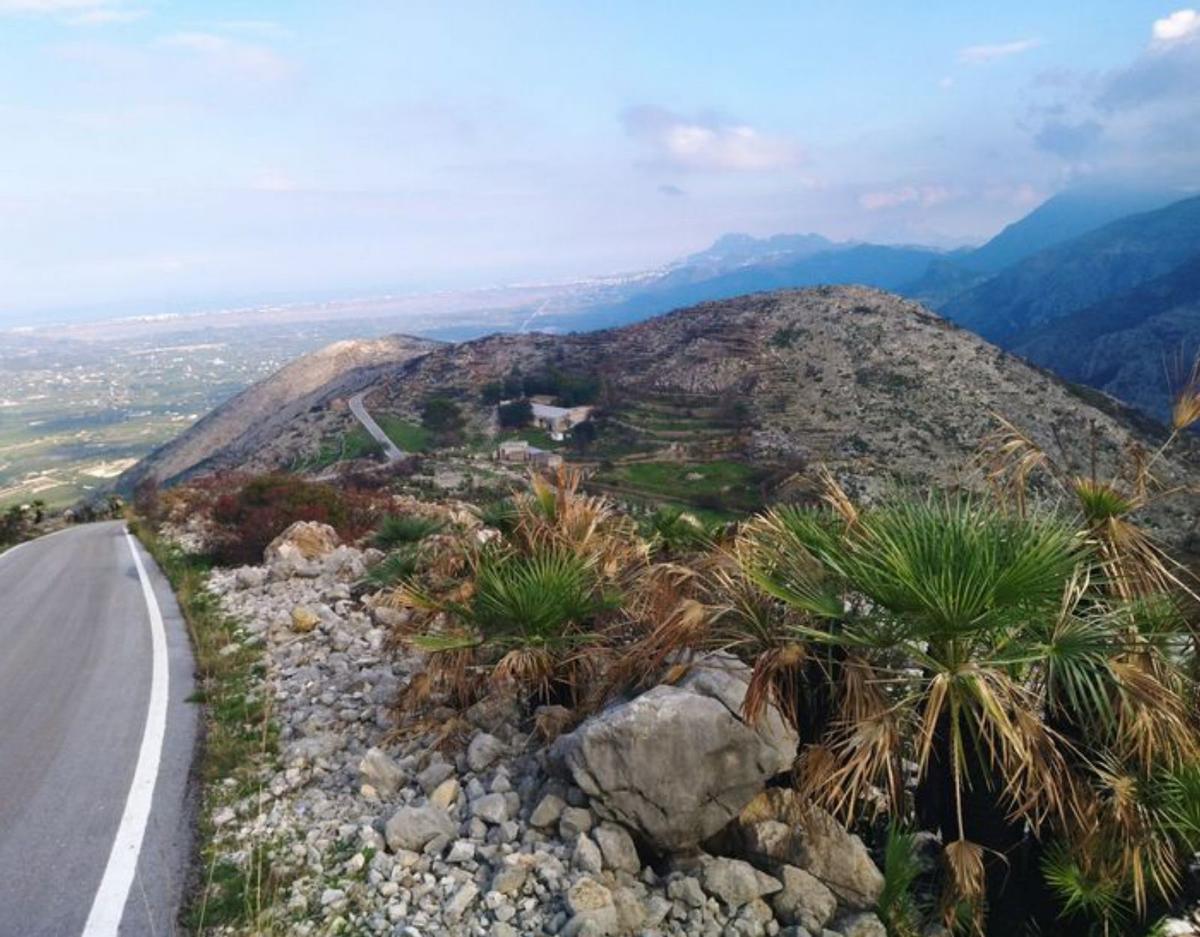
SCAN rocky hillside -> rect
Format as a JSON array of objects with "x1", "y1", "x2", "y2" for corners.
[
  {"x1": 120, "y1": 334, "x2": 437, "y2": 488},
  {"x1": 196, "y1": 286, "x2": 1198, "y2": 533}
]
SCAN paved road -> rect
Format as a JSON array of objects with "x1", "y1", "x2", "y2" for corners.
[
  {"x1": 0, "y1": 521, "x2": 197, "y2": 937},
  {"x1": 348, "y1": 391, "x2": 404, "y2": 462}
]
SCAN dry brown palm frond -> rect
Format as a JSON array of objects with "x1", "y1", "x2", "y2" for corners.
[
  {"x1": 744, "y1": 643, "x2": 809, "y2": 728},
  {"x1": 625, "y1": 561, "x2": 705, "y2": 629},
  {"x1": 942, "y1": 839, "x2": 988, "y2": 934},
  {"x1": 1087, "y1": 759, "x2": 1185, "y2": 914},
  {"x1": 1089, "y1": 513, "x2": 1198, "y2": 602},
  {"x1": 492, "y1": 646, "x2": 556, "y2": 700},
  {"x1": 793, "y1": 743, "x2": 841, "y2": 808},
  {"x1": 815, "y1": 656, "x2": 906, "y2": 818},
  {"x1": 915, "y1": 666, "x2": 1074, "y2": 834},
  {"x1": 568, "y1": 644, "x2": 622, "y2": 716},
  {"x1": 1002, "y1": 705, "x2": 1082, "y2": 830},
  {"x1": 1125, "y1": 440, "x2": 1154, "y2": 505},
  {"x1": 510, "y1": 467, "x2": 647, "y2": 581},
  {"x1": 977, "y1": 413, "x2": 1057, "y2": 515},
  {"x1": 425, "y1": 646, "x2": 483, "y2": 710},
  {"x1": 1108, "y1": 658, "x2": 1198, "y2": 767},
  {"x1": 821, "y1": 705, "x2": 905, "y2": 820},
  {"x1": 1170, "y1": 352, "x2": 1200, "y2": 433},
  {"x1": 811, "y1": 465, "x2": 859, "y2": 527},
  {"x1": 607, "y1": 593, "x2": 715, "y2": 694}
]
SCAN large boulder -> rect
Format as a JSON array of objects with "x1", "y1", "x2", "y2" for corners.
[
  {"x1": 264, "y1": 521, "x2": 340, "y2": 570},
  {"x1": 550, "y1": 655, "x2": 798, "y2": 852}
]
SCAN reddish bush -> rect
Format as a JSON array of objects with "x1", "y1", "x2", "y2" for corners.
[{"x1": 198, "y1": 473, "x2": 389, "y2": 565}]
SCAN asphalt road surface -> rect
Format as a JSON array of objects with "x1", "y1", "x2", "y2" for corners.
[
  {"x1": 0, "y1": 521, "x2": 197, "y2": 936},
  {"x1": 348, "y1": 392, "x2": 405, "y2": 462}
]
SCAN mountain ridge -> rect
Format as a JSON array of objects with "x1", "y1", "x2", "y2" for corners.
[{"x1": 135, "y1": 286, "x2": 1197, "y2": 538}]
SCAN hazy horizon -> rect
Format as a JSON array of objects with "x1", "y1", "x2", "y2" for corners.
[{"x1": 3, "y1": 1, "x2": 1199, "y2": 324}]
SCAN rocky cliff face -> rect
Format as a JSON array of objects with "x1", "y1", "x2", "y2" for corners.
[{"x1": 120, "y1": 334, "x2": 438, "y2": 487}]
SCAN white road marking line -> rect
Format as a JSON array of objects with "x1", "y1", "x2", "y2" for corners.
[{"x1": 80, "y1": 528, "x2": 170, "y2": 937}]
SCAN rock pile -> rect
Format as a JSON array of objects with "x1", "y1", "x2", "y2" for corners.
[{"x1": 197, "y1": 522, "x2": 888, "y2": 936}]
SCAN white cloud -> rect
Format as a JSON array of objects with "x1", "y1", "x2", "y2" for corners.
[
  {"x1": 0, "y1": 0, "x2": 146, "y2": 26},
  {"x1": 67, "y1": 7, "x2": 144, "y2": 25},
  {"x1": 157, "y1": 31, "x2": 292, "y2": 82},
  {"x1": 622, "y1": 106, "x2": 804, "y2": 172},
  {"x1": 1152, "y1": 9, "x2": 1200, "y2": 42},
  {"x1": 858, "y1": 185, "x2": 955, "y2": 211},
  {"x1": 0, "y1": 0, "x2": 106, "y2": 10},
  {"x1": 957, "y1": 37, "x2": 1043, "y2": 64}
]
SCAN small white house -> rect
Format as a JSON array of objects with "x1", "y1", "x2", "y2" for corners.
[
  {"x1": 497, "y1": 439, "x2": 530, "y2": 463},
  {"x1": 494, "y1": 438, "x2": 563, "y2": 470}
]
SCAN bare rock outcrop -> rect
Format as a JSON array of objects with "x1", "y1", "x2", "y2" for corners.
[{"x1": 550, "y1": 655, "x2": 798, "y2": 853}]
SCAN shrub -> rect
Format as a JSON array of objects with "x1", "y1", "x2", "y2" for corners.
[
  {"x1": 394, "y1": 470, "x2": 644, "y2": 713},
  {"x1": 207, "y1": 473, "x2": 386, "y2": 565},
  {"x1": 133, "y1": 477, "x2": 161, "y2": 522},
  {"x1": 641, "y1": 506, "x2": 715, "y2": 556},
  {"x1": 373, "y1": 514, "x2": 444, "y2": 548},
  {"x1": 476, "y1": 498, "x2": 519, "y2": 535}
]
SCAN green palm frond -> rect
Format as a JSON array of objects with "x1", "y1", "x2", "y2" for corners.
[
  {"x1": 374, "y1": 514, "x2": 444, "y2": 547},
  {"x1": 471, "y1": 547, "x2": 604, "y2": 645},
  {"x1": 843, "y1": 498, "x2": 1085, "y2": 641},
  {"x1": 642, "y1": 506, "x2": 716, "y2": 556},
  {"x1": 1042, "y1": 841, "x2": 1131, "y2": 933},
  {"x1": 361, "y1": 546, "x2": 424, "y2": 588},
  {"x1": 738, "y1": 507, "x2": 847, "y2": 619},
  {"x1": 475, "y1": 497, "x2": 519, "y2": 534},
  {"x1": 877, "y1": 824, "x2": 924, "y2": 937}
]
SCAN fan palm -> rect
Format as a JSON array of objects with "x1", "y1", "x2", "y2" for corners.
[{"x1": 730, "y1": 485, "x2": 1198, "y2": 932}]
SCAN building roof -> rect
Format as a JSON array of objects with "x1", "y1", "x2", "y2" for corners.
[{"x1": 530, "y1": 402, "x2": 573, "y2": 420}]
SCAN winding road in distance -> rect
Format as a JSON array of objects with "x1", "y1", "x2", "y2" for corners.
[
  {"x1": 0, "y1": 521, "x2": 197, "y2": 937},
  {"x1": 348, "y1": 391, "x2": 406, "y2": 462}
]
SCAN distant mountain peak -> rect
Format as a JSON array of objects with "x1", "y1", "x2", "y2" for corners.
[
  {"x1": 682, "y1": 231, "x2": 837, "y2": 268},
  {"x1": 966, "y1": 183, "x2": 1183, "y2": 274}
]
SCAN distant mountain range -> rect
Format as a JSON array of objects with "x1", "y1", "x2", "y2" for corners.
[
  {"x1": 951, "y1": 184, "x2": 1178, "y2": 275},
  {"x1": 936, "y1": 194, "x2": 1200, "y2": 343},
  {"x1": 534, "y1": 184, "x2": 1199, "y2": 425}
]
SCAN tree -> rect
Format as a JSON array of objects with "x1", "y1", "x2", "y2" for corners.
[
  {"x1": 498, "y1": 399, "x2": 533, "y2": 429},
  {"x1": 570, "y1": 420, "x2": 597, "y2": 452},
  {"x1": 420, "y1": 396, "x2": 465, "y2": 443},
  {"x1": 480, "y1": 381, "x2": 504, "y2": 405}
]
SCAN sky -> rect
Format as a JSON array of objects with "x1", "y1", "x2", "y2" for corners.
[{"x1": 0, "y1": 1, "x2": 1198, "y2": 324}]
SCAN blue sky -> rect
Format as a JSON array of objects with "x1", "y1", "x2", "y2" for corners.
[{"x1": 0, "y1": 1, "x2": 1197, "y2": 322}]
